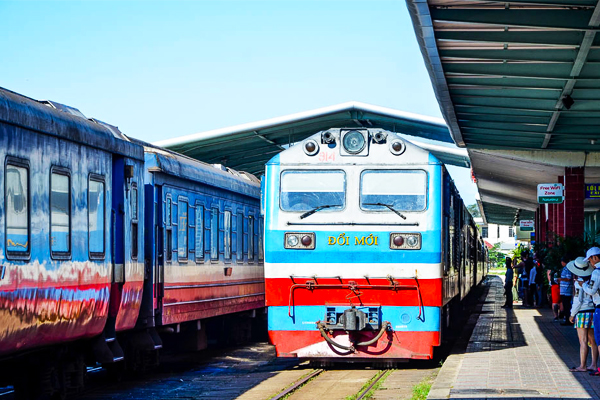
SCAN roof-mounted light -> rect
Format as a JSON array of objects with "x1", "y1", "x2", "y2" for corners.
[
  {"x1": 342, "y1": 130, "x2": 366, "y2": 154},
  {"x1": 389, "y1": 139, "x2": 406, "y2": 156},
  {"x1": 303, "y1": 139, "x2": 319, "y2": 156}
]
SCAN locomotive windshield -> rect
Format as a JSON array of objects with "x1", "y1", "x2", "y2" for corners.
[
  {"x1": 360, "y1": 170, "x2": 427, "y2": 212},
  {"x1": 280, "y1": 170, "x2": 345, "y2": 212}
]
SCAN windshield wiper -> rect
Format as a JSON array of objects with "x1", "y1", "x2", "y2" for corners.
[
  {"x1": 364, "y1": 203, "x2": 407, "y2": 220},
  {"x1": 299, "y1": 204, "x2": 342, "y2": 219}
]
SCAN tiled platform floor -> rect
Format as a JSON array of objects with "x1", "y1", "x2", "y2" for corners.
[{"x1": 428, "y1": 276, "x2": 600, "y2": 399}]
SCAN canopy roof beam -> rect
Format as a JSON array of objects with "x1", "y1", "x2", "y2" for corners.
[{"x1": 544, "y1": 1, "x2": 600, "y2": 148}]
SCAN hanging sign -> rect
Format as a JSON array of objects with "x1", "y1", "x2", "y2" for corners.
[
  {"x1": 585, "y1": 184, "x2": 600, "y2": 199},
  {"x1": 537, "y1": 183, "x2": 564, "y2": 204},
  {"x1": 519, "y1": 220, "x2": 534, "y2": 231}
]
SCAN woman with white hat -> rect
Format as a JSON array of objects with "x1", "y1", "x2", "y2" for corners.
[{"x1": 568, "y1": 257, "x2": 598, "y2": 373}]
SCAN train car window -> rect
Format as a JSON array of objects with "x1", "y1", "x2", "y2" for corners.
[
  {"x1": 131, "y1": 184, "x2": 138, "y2": 260},
  {"x1": 50, "y1": 168, "x2": 71, "y2": 258},
  {"x1": 280, "y1": 170, "x2": 345, "y2": 212},
  {"x1": 210, "y1": 207, "x2": 219, "y2": 261},
  {"x1": 5, "y1": 160, "x2": 30, "y2": 259},
  {"x1": 236, "y1": 212, "x2": 244, "y2": 263},
  {"x1": 178, "y1": 198, "x2": 188, "y2": 260},
  {"x1": 166, "y1": 195, "x2": 172, "y2": 262},
  {"x1": 224, "y1": 210, "x2": 232, "y2": 260},
  {"x1": 166, "y1": 197, "x2": 172, "y2": 226},
  {"x1": 195, "y1": 204, "x2": 204, "y2": 262},
  {"x1": 258, "y1": 217, "x2": 264, "y2": 262},
  {"x1": 89, "y1": 176, "x2": 105, "y2": 259},
  {"x1": 248, "y1": 215, "x2": 254, "y2": 261},
  {"x1": 360, "y1": 170, "x2": 427, "y2": 212}
]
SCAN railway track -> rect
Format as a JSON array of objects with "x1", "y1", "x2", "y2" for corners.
[{"x1": 261, "y1": 368, "x2": 393, "y2": 400}]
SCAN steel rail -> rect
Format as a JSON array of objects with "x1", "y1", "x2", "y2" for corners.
[
  {"x1": 271, "y1": 369, "x2": 325, "y2": 400},
  {"x1": 356, "y1": 370, "x2": 389, "y2": 400}
]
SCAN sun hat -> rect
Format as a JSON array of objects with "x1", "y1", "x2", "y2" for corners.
[
  {"x1": 567, "y1": 258, "x2": 593, "y2": 277},
  {"x1": 584, "y1": 247, "x2": 600, "y2": 262}
]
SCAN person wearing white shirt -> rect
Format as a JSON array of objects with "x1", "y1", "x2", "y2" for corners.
[
  {"x1": 582, "y1": 247, "x2": 600, "y2": 375},
  {"x1": 567, "y1": 258, "x2": 597, "y2": 373}
]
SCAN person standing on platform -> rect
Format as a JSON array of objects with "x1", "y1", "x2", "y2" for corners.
[
  {"x1": 530, "y1": 260, "x2": 538, "y2": 307},
  {"x1": 582, "y1": 247, "x2": 600, "y2": 376},
  {"x1": 568, "y1": 257, "x2": 598, "y2": 373},
  {"x1": 549, "y1": 269, "x2": 561, "y2": 321},
  {"x1": 516, "y1": 251, "x2": 531, "y2": 307},
  {"x1": 558, "y1": 255, "x2": 575, "y2": 325},
  {"x1": 502, "y1": 257, "x2": 514, "y2": 309}
]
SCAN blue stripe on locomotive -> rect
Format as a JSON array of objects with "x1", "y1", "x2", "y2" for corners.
[
  {"x1": 268, "y1": 305, "x2": 440, "y2": 332},
  {"x1": 265, "y1": 230, "x2": 441, "y2": 263}
]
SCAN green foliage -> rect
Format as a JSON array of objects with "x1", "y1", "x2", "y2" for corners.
[
  {"x1": 488, "y1": 242, "x2": 505, "y2": 267},
  {"x1": 467, "y1": 203, "x2": 481, "y2": 218},
  {"x1": 537, "y1": 233, "x2": 600, "y2": 274},
  {"x1": 508, "y1": 243, "x2": 529, "y2": 263},
  {"x1": 411, "y1": 376, "x2": 434, "y2": 400}
]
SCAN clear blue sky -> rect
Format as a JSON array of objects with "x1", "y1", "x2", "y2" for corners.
[{"x1": 1, "y1": 0, "x2": 478, "y2": 205}]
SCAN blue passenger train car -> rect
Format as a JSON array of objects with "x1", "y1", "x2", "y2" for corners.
[{"x1": 0, "y1": 87, "x2": 265, "y2": 399}]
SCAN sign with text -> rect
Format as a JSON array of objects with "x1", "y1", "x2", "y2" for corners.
[
  {"x1": 519, "y1": 220, "x2": 534, "y2": 231},
  {"x1": 586, "y1": 184, "x2": 600, "y2": 199},
  {"x1": 537, "y1": 183, "x2": 564, "y2": 204}
]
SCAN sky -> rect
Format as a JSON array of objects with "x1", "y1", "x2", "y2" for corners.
[{"x1": 0, "y1": 0, "x2": 479, "y2": 205}]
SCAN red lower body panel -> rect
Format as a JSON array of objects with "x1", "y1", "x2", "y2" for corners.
[{"x1": 269, "y1": 330, "x2": 438, "y2": 360}]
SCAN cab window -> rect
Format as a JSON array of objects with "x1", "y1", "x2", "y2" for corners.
[
  {"x1": 360, "y1": 170, "x2": 428, "y2": 212},
  {"x1": 280, "y1": 170, "x2": 345, "y2": 212}
]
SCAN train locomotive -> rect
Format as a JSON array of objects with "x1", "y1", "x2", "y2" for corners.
[
  {"x1": 0, "y1": 87, "x2": 264, "y2": 398},
  {"x1": 263, "y1": 128, "x2": 486, "y2": 361}
]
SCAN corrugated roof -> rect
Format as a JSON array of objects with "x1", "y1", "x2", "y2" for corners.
[
  {"x1": 155, "y1": 101, "x2": 470, "y2": 176},
  {"x1": 407, "y1": 0, "x2": 600, "y2": 224}
]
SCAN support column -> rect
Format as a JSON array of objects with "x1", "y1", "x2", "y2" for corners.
[
  {"x1": 564, "y1": 167, "x2": 585, "y2": 238},
  {"x1": 539, "y1": 204, "x2": 547, "y2": 243},
  {"x1": 550, "y1": 203, "x2": 557, "y2": 240},
  {"x1": 557, "y1": 175, "x2": 565, "y2": 237}
]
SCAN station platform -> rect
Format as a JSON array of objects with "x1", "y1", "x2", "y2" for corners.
[{"x1": 428, "y1": 276, "x2": 600, "y2": 400}]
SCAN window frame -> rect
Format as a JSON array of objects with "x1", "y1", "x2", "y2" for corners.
[
  {"x1": 49, "y1": 166, "x2": 72, "y2": 260},
  {"x1": 5, "y1": 156, "x2": 31, "y2": 260},
  {"x1": 195, "y1": 203, "x2": 205, "y2": 263},
  {"x1": 178, "y1": 196, "x2": 189, "y2": 262},
  {"x1": 88, "y1": 174, "x2": 106, "y2": 260},
  {"x1": 359, "y1": 169, "x2": 429, "y2": 213},
  {"x1": 236, "y1": 211, "x2": 244, "y2": 263},
  {"x1": 224, "y1": 209, "x2": 232, "y2": 261},
  {"x1": 248, "y1": 214, "x2": 255, "y2": 263},
  {"x1": 131, "y1": 182, "x2": 139, "y2": 261},
  {"x1": 279, "y1": 169, "x2": 347, "y2": 212},
  {"x1": 210, "y1": 207, "x2": 219, "y2": 261},
  {"x1": 165, "y1": 194, "x2": 173, "y2": 263},
  {"x1": 258, "y1": 216, "x2": 264, "y2": 262}
]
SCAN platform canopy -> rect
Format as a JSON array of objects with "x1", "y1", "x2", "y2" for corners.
[
  {"x1": 407, "y1": 0, "x2": 600, "y2": 224},
  {"x1": 155, "y1": 101, "x2": 470, "y2": 176}
]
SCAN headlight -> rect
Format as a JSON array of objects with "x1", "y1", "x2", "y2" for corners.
[
  {"x1": 342, "y1": 130, "x2": 366, "y2": 154},
  {"x1": 407, "y1": 235, "x2": 419, "y2": 247},
  {"x1": 390, "y1": 233, "x2": 421, "y2": 250},
  {"x1": 287, "y1": 234, "x2": 299, "y2": 247},
  {"x1": 285, "y1": 232, "x2": 316, "y2": 250}
]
